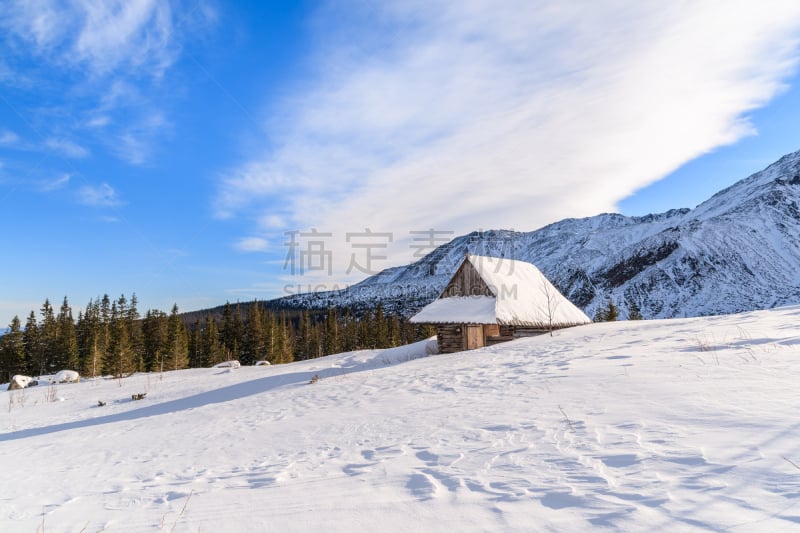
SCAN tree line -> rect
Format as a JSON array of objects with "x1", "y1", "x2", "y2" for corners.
[
  {"x1": 593, "y1": 298, "x2": 643, "y2": 322},
  {"x1": 0, "y1": 294, "x2": 435, "y2": 382}
]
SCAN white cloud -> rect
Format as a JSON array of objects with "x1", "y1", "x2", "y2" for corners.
[
  {"x1": 78, "y1": 183, "x2": 121, "y2": 207},
  {"x1": 1, "y1": 1, "x2": 212, "y2": 166},
  {"x1": 258, "y1": 214, "x2": 287, "y2": 229},
  {"x1": 234, "y1": 237, "x2": 269, "y2": 253},
  {"x1": 113, "y1": 112, "x2": 169, "y2": 165},
  {"x1": 0, "y1": 130, "x2": 19, "y2": 146},
  {"x1": 1, "y1": 0, "x2": 182, "y2": 76},
  {"x1": 46, "y1": 138, "x2": 89, "y2": 158},
  {"x1": 86, "y1": 115, "x2": 111, "y2": 128},
  {"x1": 217, "y1": 0, "x2": 800, "y2": 280},
  {"x1": 40, "y1": 173, "x2": 72, "y2": 192}
]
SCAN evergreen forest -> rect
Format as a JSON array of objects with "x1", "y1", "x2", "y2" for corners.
[{"x1": 0, "y1": 294, "x2": 435, "y2": 382}]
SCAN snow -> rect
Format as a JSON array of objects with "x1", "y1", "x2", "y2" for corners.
[
  {"x1": 410, "y1": 256, "x2": 591, "y2": 327},
  {"x1": 53, "y1": 370, "x2": 80, "y2": 383},
  {"x1": 212, "y1": 361, "x2": 241, "y2": 369},
  {"x1": 2, "y1": 308, "x2": 800, "y2": 531},
  {"x1": 277, "y1": 149, "x2": 800, "y2": 321},
  {"x1": 409, "y1": 295, "x2": 497, "y2": 323},
  {"x1": 469, "y1": 255, "x2": 592, "y2": 326},
  {"x1": 8, "y1": 375, "x2": 32, "y2": 389}
]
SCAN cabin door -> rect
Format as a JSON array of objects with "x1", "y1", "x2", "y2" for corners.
[{"x1": 464, "y1": 325, "x2": 484, "y2": 350}]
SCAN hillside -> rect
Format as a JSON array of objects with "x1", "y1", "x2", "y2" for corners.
[
  {"x1": 2, "y1": 307, "x2": 799, "y2": 531},
  {"x1": 274, "y1": 148, "x2": 800, "y2": 319}
]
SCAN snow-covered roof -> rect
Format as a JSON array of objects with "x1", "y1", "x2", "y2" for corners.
[
  {"x1": 408, "y1": 295, "x2": 497, "y2": 324},
  {"x1": 410, "y1": 255, "x2": 591, "y2": 327}
]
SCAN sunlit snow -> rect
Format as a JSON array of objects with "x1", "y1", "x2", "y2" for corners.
[{"x1": 1, "y1": 309, "x2": 799, "y2": 531}]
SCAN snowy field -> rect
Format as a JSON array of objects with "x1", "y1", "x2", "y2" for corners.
[{"x1": 2, "y1": 307, "x2": 800, "y2": 532}]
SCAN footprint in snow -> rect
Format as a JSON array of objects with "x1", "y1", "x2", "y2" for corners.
[{"x1": 406, "y1": 473, "x2": 439, "y2": 500}]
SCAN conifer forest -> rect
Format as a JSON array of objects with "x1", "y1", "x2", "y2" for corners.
[{"x1": 0, "y1": 294, "x2": 435, "y2": 382}]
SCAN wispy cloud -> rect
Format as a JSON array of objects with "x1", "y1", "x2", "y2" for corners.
[
  {"x1": 40, "y1": 173, "x2": 72, "y2": 192},
  {"x1": 45, "y1": 138, "x2": 89, "y2": 158},
  {"x1": 0, "y1": 130, "x2": 19, "y2": 146},
  {"x1": 112, "y1": 112, "x2": 169, "y2": 165},
  {"x1": 78, "y1": 183, "x2": 121, "y2": 207},
  {"x1": 86, "y1": 115, "x2": 111, "y2": 128},
  {"x1": 234, "y1": 237, "x2": 270, "y2": 253},
  {"x1": 2, "y1": 0, "x2": 182, "y2": 77},
  {"x1": 1, "y1": 1, "x2": 213, "y2": 166},
  {"x1": 217, "y1": 0, "x2": 800, "y2": 279}
]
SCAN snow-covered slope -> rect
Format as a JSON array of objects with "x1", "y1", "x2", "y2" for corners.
[
  {"x1": 276, "y1": 148, "x2": 800, "y2": 319},
  {"x1": 2, "y1": 307, "x2": 800, "y2": 531}
]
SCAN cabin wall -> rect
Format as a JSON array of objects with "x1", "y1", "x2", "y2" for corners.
[
  {"x1": 441, "y1": 260, "x2": 493, "y2": 298},
  {"x1": 436, "y1": 324, "x2": 466, "y2": 354},
  {"x1": 485, "y1": 324, "x2": 512, "y2": 346},
  {"x1": 512, "y1": 327, "x2": 551, "y2": 337},
  {"x1": 435, "y1": 324, "x2": 561, "y2": 353}
]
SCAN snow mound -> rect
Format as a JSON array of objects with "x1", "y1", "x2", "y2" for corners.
[
  {"x1": 53, "y1": 370, "x2": 80, "y2": 383},
  {"x1": 212, "y1": 360, "x2": 241, "y2": 369}
]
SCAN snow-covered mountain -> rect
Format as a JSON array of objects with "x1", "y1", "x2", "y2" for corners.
[{"x1": 276, "y1": 149, "x2": 800, "y2": 319}]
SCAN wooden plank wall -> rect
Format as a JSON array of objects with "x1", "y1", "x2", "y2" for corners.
[
  {"x1": 465, "y1": 325, "x2": 484, "y2": 350},
  {"x1": 513, "y1": 327, "x2": 550, "y2": 337},
  {"x1": 441, "y1": 260, "x2": 494, "y2": 297},
  {"x1": 437, "y1": 324, "x2": 465, "y2": 353}
]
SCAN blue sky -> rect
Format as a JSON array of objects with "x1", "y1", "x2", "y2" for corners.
[{"x1": 2, "y1": 0, "x2": 800, "y2": 323}]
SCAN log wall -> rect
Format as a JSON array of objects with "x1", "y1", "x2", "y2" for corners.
[
  {"x1": 436, "y1": 324, "x2": 555, "y2": 353},
  {"x1": 441, "y1": 260, "x2": 494, "y2": 297},
  {"x1": 436, "y1": 324, "x2": 465, "y2": 354}
]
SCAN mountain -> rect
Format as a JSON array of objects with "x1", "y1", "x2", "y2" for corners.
[{"x1": 274, "y1": 148, "x2": 800, "y2": 319}]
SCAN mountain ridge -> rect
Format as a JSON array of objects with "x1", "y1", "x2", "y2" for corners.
[{"x1": 251, "y1": 148, "x2": 800, "y2": 319}]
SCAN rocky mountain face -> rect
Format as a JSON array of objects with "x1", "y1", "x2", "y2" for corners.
[{"x1": 274, "y1": 149, "x2": 800, "y2": 319}]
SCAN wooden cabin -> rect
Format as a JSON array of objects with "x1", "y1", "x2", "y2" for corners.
[{"x1": 410, "y1": 255, "x2": 591, "y2": 353}]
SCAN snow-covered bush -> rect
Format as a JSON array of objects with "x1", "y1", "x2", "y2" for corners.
[
  {"x1": 54, "y1": 370, "x2": 80, "y2": 383},
  {"x1": 8, "y1": 375, "x2": 32, "y2": 390},
  {"x1": 212, "y1": 360, "x2": 241, "y2": 369}
]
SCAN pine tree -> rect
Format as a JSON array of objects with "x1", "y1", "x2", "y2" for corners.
[
  {"x1": 188, "y1": 320, "x2": 200, "y2": 368},
  {"x1": 200, "y1": 313, "x2": 224, "y2": 366},
  {"x1": 374, "y1": 304, "x2": 388, "y2": 348},
  {"x1": 627, "y1": 300, "x2": 643, "y2": 320},
  {"x1": 0, "y1": 316, "x2": 26, "y2": 382},
  {"x1": 220, "y1": 302, "x2": 244, "y2": 360},
  {"x1": 55, "y1": 296, "x2": 79, "y2": 370},
  {"x1": 242, "y1": 301, "x2": 265, "y2": 365},
  {"x1": 231, "y1": 304, "x2": 243, "y2": 359},
  {"x1": 267, "y1": 313, "x2": 294, "y2": 364},
  {"x1": 278, "y1": 314, "x2": 294, "y2": 363},
  {"x1": 104, "y1": 301, "x2": 135, "y2": 377},
  {"x1": 359, "y1": 309, "x2": 373, "y2": 349},
  {"x1": 389, "y1": 315, "x2": 401, "y2": 347},
  {"x1": 594, "y1": 298, "x2": 619, "y2": 322},
  {"x1": 125, "y1": 294, "x2": 143, "y2": 370},
  {"x1": 324, "y1": 308, "x2": 341, "y2": 355},
  {"x1": 100, "y1": 294, "x2": 111, "y2": 325},
  {"x1": 606, "y1": 299, "x2": 619, "y2": 321},
  {"x1": 294, "y1": 309, "x2": 308, "y2": 360},
  {"x1": 23, "y1": 311, "x2": 40, "y2": 376},
  {"x1": 78, "y1": 301, "x2": 106, "y2": 378},
  {"x1": 142, "y1": 310, "x2": 168, "y2": 372},
  {"x1": 164, "y1": 304, "x2": 189, "y2": 370},
  {"x1": 342, "y1": 309, "x2": 358, "y2": 352},
  {"x1": 265, "y1": 311, "x2": 277, "y2": 363},
  {"x1": 40, "y1": 299, "x2": 58, "y2": 374}
]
